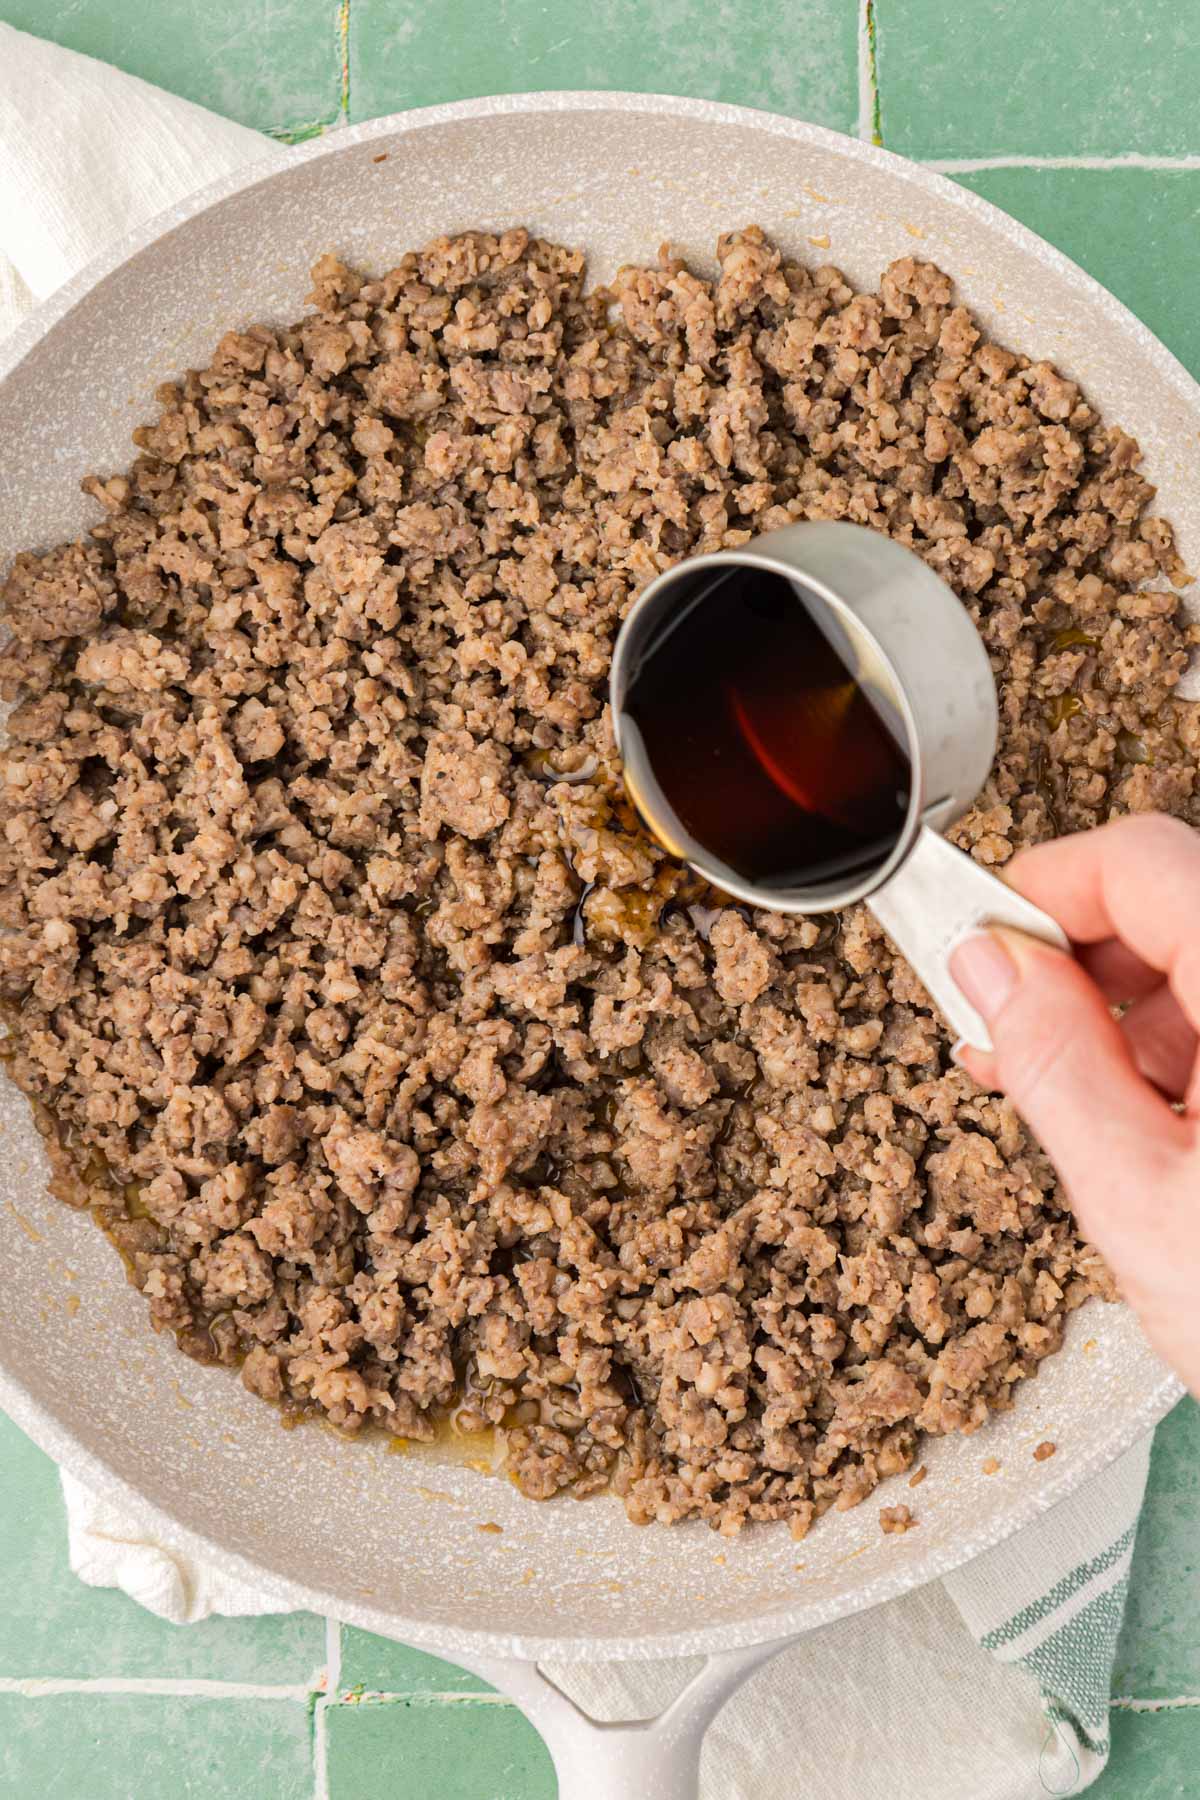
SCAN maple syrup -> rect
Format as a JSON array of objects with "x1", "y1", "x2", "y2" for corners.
[{"x1": 619, "y1": 567, "x2": 911, "y2": 893}]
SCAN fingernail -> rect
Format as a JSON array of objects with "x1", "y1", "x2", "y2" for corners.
[{"x1": 949, "y1": 930, "x2": 1019, "y2": 1022}]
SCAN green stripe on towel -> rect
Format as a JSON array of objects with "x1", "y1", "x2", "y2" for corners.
[{"x1": 979, "y1": 1525, "x2": 1137, "y2": 1652}]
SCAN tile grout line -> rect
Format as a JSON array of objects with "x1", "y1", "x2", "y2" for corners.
[
  {"x1": 332, "y1": 1691, "x2": 515, "y2": 1708},
  {"x1": 8, "y1": 1673, "x2": 1191, "y2": 1711},
  {"x1": 0, "y1": 1677, "x2": 313, "y2": 1700},
  {"x1": 926, "y1": 153, "x2": 1200, "y2": 171},
  {"x1": 266, "y1": 114, "x2": 342, "y2": 144},
  {"x1": 855, "y1": 0, "x2": 880, "y2": 145},
  {"x1": 338, "y1": 0, "x2": 351, "y2": 122},
  {"x1": 1111, "y1": 1695, "x2": 1200, "y2": 1711},
  {"x1": 313, "y1": 1617, "x2": 342, "y2": 1800}
]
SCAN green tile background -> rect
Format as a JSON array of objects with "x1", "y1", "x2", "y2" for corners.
[
  {"x1": 1115, "y1": 1400, "x2": 1200, "y2": 1702},
  {"x1": 0, "y1": 1692, "x2": 314, "y2": 1799},
  {"x1": 339, "y1": 1627, "x2": 493, "y2": 1697},
  {"x1": 875, "y1": 0, "x2": 1200, "y2": 160},
  {"x1": 1097, "y1": 1709, "x2": 1200, "y2": 1800},
  {"x1": 1, "y1": 1406, "x2": 1197, "y2": 1795},
  {"x1": 327, "y1": 1700, "x2": 557, "y2": 1800},
  {"x1": 954, "y1": 169, "x2": 1200, "y2": 385},
  {"x1": 0, "y1": 1419, "x2": 325, "y2": 1682},
  {"x1": 2, "y1": 0, "x2": 1200, "y2": 1794},
  {"x1": 348, "y1": 0, "x2": 861, "y2": 133},
  {"x1": 0, "y1": 0, "x2": 343, "y2": 135}
]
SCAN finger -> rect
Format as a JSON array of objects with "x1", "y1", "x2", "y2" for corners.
[
  {"x1": 970, "y1": 929, "x2": 1199, "y2": 1101},
  {"x1": 1004, "y1": 815, "x2": 1200, "y2": 1034},
  {"x1": 949, "y1": 927, "x2": 1189, "y2": 1234},
  {"x1": 954, "y1": 1041, "x2": 1000, "y2": 1093},
  {"x1": 1119, "y1": 982, "x2": 1199, "y2": 1101},
  {"x1": 960, "y1": 938, "x2": 1179, "y2": 1080},
  {"x1": 1078, "y1": 937, "x2": 1163, "y2": 1006}
]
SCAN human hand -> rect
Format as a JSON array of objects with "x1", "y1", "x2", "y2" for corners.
[{"x1": 949, "y1": 814, "x2": 1200, "y2": 1398}]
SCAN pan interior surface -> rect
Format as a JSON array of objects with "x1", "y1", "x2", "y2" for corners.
[{"x1": 0, "y1": 96, "x2": 1188, "y2": 1659}]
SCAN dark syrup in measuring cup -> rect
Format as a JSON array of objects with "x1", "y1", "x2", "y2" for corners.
[{"x1": 620, "y1": 568, "x2": 911, "y2": 890}]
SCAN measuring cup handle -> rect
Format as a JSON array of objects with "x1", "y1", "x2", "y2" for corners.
[{"x1": 866, "y1": 825, "x2": 1069, "y2": 1053}]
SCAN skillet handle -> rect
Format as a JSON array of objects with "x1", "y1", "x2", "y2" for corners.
[{"x1": 452, "y1": 1638, "x2": 794, "y2": 1799}]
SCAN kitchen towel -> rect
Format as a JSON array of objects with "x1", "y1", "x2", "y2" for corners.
[{"x1": 0, "y1": 21, "x2": 1149, "y2": 1795}]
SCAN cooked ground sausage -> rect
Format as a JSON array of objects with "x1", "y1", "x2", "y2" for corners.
[{"x1": 1, "y1": 226, "x2": 1196, "y2": 1537}]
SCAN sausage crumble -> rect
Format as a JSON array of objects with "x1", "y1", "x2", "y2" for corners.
[{"x1": 2, "y1": 227, "x2": 1196, "y2": 1537}]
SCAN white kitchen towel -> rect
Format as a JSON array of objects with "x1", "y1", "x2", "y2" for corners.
[
  {"x1": 60, "y1": 1469, "x2": 288, "y2": 1622},
  {"x1": 1, "y1": 20, "x2": 1151, "y2": 1795},
  {"x1": 549, "y1": 1436, "x2": 1148, "y2": 1799},
  {"x1": 0, "y1": 20, "x2": 282, "y2": 334}
]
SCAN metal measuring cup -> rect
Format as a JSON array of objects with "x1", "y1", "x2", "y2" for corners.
[{"x1": 610, "y1": 520, "x2": 1068, "y2": 1052}]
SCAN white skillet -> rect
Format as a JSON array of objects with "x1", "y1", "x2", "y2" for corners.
[{"x1": 0, "y1": 95, "x2": 1192, "y2": 1797}]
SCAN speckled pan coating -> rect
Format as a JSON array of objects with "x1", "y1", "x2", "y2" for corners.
[{"x1": 0, "y1": 95, "x2": 1191, "y2": 1663}]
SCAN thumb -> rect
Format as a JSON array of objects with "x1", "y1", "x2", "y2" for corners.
[{"x1": 949, "y1": 927, "x2": 1187, "y2": 1215}]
